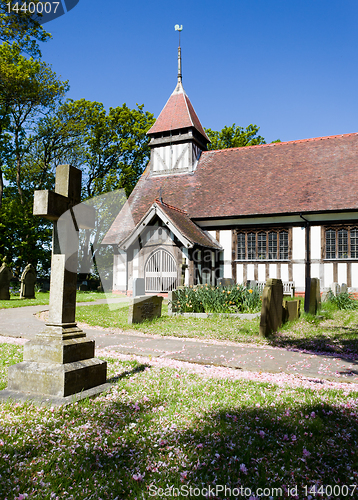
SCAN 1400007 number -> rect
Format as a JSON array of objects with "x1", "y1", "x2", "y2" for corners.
[{"x1": 6, "y1": 2, "x2": 60, "y2": 14}]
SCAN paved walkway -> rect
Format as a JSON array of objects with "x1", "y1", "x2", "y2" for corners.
[{"x1": 1, "y1": 299, "x2": 358, "y2": 383}]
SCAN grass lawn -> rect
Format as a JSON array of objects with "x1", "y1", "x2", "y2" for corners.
[
  {"x1": 0, "y1": 344, "x2": 358, "y2": 499},
  {"x1": 76, "y1": 300, "x2": 358, "y2": 356},
  {"x1": 0, "y1": 291, "x2": 108, "y2": 309}
]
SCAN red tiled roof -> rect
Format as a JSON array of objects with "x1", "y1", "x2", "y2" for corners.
[
  {"x1": 157, "y1": 201, "x2": 221, "y2": 249},
  {"x1": 147, "y1": 83, "x2": 209, "y2": 141},
  {"x1": 104, "y1": 133, "x2": 358, "y2": 242}
]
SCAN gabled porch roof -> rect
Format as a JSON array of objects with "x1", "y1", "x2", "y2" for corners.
[{"x1": 118, "y1": 200, "x2": 222, "y2": 251}]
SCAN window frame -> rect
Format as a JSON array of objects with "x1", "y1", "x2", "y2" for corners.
[
  {"x1": 324, "y1": 226, "x2": 358, "y2": 260},
  {"x1": 236, "y1": 228, "x2": 290, "y2": 261}
]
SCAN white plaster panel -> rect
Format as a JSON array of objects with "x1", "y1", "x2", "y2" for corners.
[
  {"x1": 224, "y1": 263, "x2": 232, "y2": 279},
  {"x1": 113, "y1": 252, "x2": 127, "y2": 290},
  {"x1": 311, "y1": 263, "x2": 320, "y2": 279},
  {"x1": 292, "y1": 227, "x2": 305, "y2": 260},
  {"x1": 280, "y1": 264, "x2": 289, "y2": 282},
  {"x1": 351, "y1": 263, "x2": 358, "y2": 287},
  {"x1": 132, "y1": 248, "x2": 139, "y2": 279},
  {"x1": 310, "y1": 226, "x2": 321, "y2": 260},
  {"x1": 258, "y1": 263, "x2": 266, "y2": 282},
  {"x1": 236, "y1": 264, "x2": 244, "y2": 284},
  {"x1": 219, "y1": 230, "x2": 232, "y2": 255},
  {"x1": 219, "y1": 230, "x2": 232, "y2": 278},
  {"x1": 292, "y1": 263, "x2": 305, "y2": 288},
  {"x1": 323, "y1": 263, "x2": 334, "y2": 288},
  {"x1": 269, "y1": 263, "x2": 277, "y2": 279},
  {"x1": 338, "y1": 263, "x2": 347, "y2": 285},
  {"x1": 247, "y1": 264, "x2": 255, "y2": 280}
]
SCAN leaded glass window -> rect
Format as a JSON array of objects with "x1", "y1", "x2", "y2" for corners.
[
  {"x1": 338, "y1": 229, "x2": 348, "y2": 258},
  {"x1": 257, "y1": 232, "x2": 266, "y2": 259},
  {"x1": 279, "y1": 231, "x2": 288, "y2": 260},
  {"x1": 247, "y1": 232, "x2": 256, "y2": 260},
  {"x1": 326, "y1": 229, "x2": 336, "y2": 259},
  {"x1": 351, "y1": 229, "x2": 358, "y2": 259},
  {"x1": 237, "y1": 233, "x2": 245, "y2": 260},
  {"x1": 268, "y1": 232, "x2": 277, "y2": 260}
]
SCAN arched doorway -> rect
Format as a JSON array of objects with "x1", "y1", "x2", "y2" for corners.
[{"x1": 145, "y1": 249, "x2": 177, "y2": 292}]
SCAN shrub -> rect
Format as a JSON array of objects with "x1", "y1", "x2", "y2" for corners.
[
  {"x1": 171, "y1": 284, "x2": 262, "y2": 314},
  {"x1": 325, "y1": 290, "x2": 358, "y2": 310}
]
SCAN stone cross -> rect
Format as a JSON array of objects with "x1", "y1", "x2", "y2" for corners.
[
  {"x1": 2, "y1": 165, "x2": 108, "y2": 404},
  {"x1": 33, "y1": 164, "x2": 93, "y2": 335}
]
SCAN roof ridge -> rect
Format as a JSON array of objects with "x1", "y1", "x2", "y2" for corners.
[
  {"x1": 202, "y1": 132, "x2": 358, "y2": 155},
  {"x1": 155, "y1": 198, "x2": 188, "y2": 215}
]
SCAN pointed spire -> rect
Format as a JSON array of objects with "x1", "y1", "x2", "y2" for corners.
[
  {"x1": 178, "y1": 45, "x2": 182, "y2": 84},
  {"x1": 175, "y1": 24, "x2": 183, "y2": 84}
]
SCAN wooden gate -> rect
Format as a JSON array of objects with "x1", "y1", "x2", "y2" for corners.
[{"x1": 145, "y1": 249, "x2": 177, "y2": 292}]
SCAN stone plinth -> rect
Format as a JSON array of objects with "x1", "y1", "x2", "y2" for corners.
[{"x1": 128, "y1": 295, "x2": 163, "y2": 324}]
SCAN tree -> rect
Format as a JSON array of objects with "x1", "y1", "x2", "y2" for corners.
[
  {"x1": 0, "y1": 43, "x2": 69, "y2": 206},
  {"x1": 0, "y1": 0, "x2": 50, "y2": 57},
  {"x1": 205, "y1": 123, "x2": 266, "y2": 150},
  {"x1": 41, "y1": 99, "x2": 155, "y2": 198}
]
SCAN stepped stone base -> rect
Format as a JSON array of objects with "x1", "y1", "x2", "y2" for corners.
[
  {"x1": 7, "y1": 358, "x2": 107, "y2": 397},
  {"x1": 1, "y1": 324, "x2": 109, "y2": 404},
  {"x1": 0, "y1": 383, "x2": 112, "y2": 407}
]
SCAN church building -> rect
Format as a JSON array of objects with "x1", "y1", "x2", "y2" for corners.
[{"x1": 103, "y1": 45, "x2": 358, "y2": 296}]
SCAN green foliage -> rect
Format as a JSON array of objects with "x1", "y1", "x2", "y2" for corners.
[
  {"x1": 325, "y1": 290, "x2": 358, "y2": 310},
  {"x1": 0, "y1": 187, "x2": 51, "y2": 276},
  {"x1": 205, "y1": 123, "x2": 266, "y2": 150},
  {"x1": 0, "y1": 0, "x2": 51, "y2": 58},
  {"x1": 171, "y1": 284, "x2": 262, "y2": 314}
]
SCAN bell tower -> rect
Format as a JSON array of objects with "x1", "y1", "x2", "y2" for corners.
[{"x1": 147, "y1": 26, "x2": 210, "y2": 175}]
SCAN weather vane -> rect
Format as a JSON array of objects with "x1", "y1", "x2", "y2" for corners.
[{"x1": 175, "y1": 24, "x2": 183, "y2": 46}]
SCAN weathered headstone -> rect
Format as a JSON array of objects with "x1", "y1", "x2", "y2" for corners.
[
  {"x1": 309, "y1": 278, "x2": 321, "y2": 315},
  {"x1": 128, "y1": 295, "x2": 163, "y2": 324},
  {"x1": 0, "y1": 260, "x2": 13, "y2": 300},
  {"x1": 1, "y1": 165, "x2": 109, "y2": 405},
  {"x1": 78, "y1": 281, "x2": 88, "y2": 291},
  {"x1": 283, "y1": 299, "x2": 301, "y2": 322},
  {"x1": 246, "y1": 279, "x2": 257, "y2": 290},
  {"x1": 259, "y1": 278, "x2": 283, "y2": 337},
  {"x1": 218, "y1": 278, "x2": 235, "y2": 287},
  {"x1": 340, "y1": 283, "x2": 348, "y2": 294},
  {"x1": 133, "y1": 277, "x2": 145, "y2": 297},
  {"x1": 20, "y1": 264, "x2": 36, "y2": 299},
  {"x1": 331, "y1": 282, "x2": 340, "y2": 296}
]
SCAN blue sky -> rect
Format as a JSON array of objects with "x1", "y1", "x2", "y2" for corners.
[{"x1": 39, "y1": 0, "x2": 358, "y2": 143}]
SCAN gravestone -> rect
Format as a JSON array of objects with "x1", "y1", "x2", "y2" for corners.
[
  {"x1": 0, "y1": 260, "x2": 13, "y2": 300},
  {"x1": 340, "y1": 283, "x2": 348, "y2": 294},
  {"x1": 133, "y1": 278, "x2": 145, "y2": 297},
  {"x1": 1, "y1": 165, "x2": 109, "y2": 405},
  {"x1": 309, "y1": 278, "x2": 321, "y2": 315},
  {"x1": 246, "y1": 279, "x2": 257, "y2": 290},
  {"x1": 20, "y1": 264, "x2": 36, "y2": 299},
  {"x1": 259, "y1": 278, "x2": 283, "y2": 337},
  {"x1": 331, "y1": 282, "x2": 340, "y2": 296},
  {"x1": 128, "y1": 295, "x2": 163, "y2": 324},
  {"x1": 218, "y1": 278, "x2": 235, "y2": 287},
  {"x1": 283, "y1": 299, "x2": 301, "y2": 322}
]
